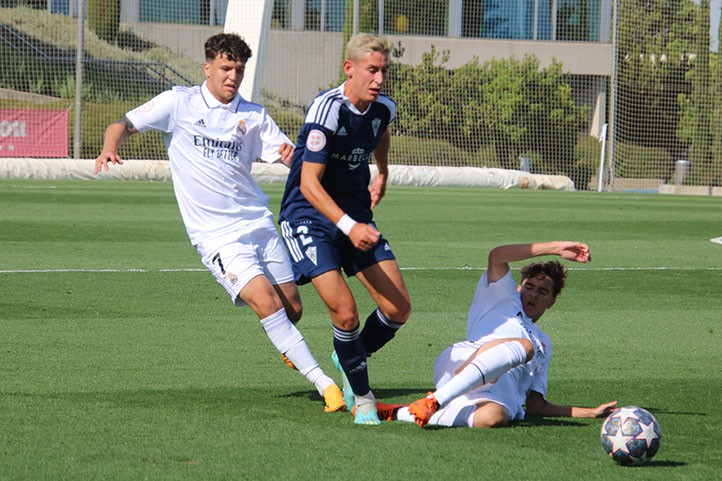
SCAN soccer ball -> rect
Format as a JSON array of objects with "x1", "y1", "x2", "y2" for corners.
[{"x1": 600, "y1": 406, "x2": 661, "y2": 466}]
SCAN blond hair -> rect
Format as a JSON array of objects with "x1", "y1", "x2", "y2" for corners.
[{"x1": 345, "y1": 34, "x2": 390, "y2": 62}]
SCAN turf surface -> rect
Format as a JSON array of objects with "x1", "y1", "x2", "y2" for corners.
[{"x1": 1, "y1": 179, "x2": 720, "y2": 480}]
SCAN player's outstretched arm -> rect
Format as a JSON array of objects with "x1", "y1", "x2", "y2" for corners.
[
  {"x1": 487, "y1": 241, "x2": 591, "y2": 282},
  {"x1": 525, "y1": 391, "x2": 617, "y2": 419},
  {"x1": 94, "y1": 119, "x2": 137, "y2": 174}
]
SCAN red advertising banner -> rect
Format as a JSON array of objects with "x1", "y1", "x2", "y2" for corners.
[{"x1": 0, "y1": 109, "x2": 69, "y2": 157}]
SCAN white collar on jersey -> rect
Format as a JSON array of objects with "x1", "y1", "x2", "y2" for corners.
[
  {"x1": 338, "y1": 82, "x2": 371, "y2": 115},
  {"x1": 200, "y1": 81, "x2": 242, "y2": 111}
]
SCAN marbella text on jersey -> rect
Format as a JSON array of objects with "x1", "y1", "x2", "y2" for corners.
[{"x1": 330, "y1": 147, "x2": 369, "y2": 170}]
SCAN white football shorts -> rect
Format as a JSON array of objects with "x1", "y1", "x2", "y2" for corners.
[
  {"x1": 432, "y1": 341, "x2": 526, "y2": 425},
  {"x1": 195, "y1": 218, "x2": 295, "y2": 307}
]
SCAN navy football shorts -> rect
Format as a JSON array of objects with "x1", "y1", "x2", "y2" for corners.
[{"x1": 280, "y1": 219, "x2": 396, "y2": 285}]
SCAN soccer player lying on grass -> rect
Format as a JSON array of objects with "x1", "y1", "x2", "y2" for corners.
[
  {"x1": 94, "y1": 33, "x2": 345, "y2": 413},
  {"x1": 362, "y1": 241, "x2": 617, "y2": 428}
]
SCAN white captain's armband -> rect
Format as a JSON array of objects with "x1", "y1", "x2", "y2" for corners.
[{"x1": 335, "y1": 214, "x2": 358, "y2": 236}]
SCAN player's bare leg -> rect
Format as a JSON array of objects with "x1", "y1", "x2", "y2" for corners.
[
  {"x1": 472, "y1": 401, "x2": 510, "y2": 428},
  {"x1": 273, "y1": 281, "x2": 303, "y2": 323},
  {"x1": 241, "y1": 275, "x2": 344, "y2": 412},
  {"x1": 408, "y1": 340, "x2": 531, "y2": 427},
  {"x1": 312, "y1": 270, "x2": 380, "y2": 424},
  {"x1": 395, "y1": 399, "x2": 510, "y2": 428},
  {"x1": 355, "y1": 259, "x2": 411, "y2": 356}
]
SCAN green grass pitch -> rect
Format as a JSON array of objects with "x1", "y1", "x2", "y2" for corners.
[{"x1": 1, "y1": 179, "x2": 721, "y2": 480}]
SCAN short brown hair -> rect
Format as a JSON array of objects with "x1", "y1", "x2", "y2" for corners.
[
  {"x1": 520, "y1": 260, "x2": 568, "y2": 298},
  {"x1": 205, "y1": 33, "x2": 252, "y2": 62}
]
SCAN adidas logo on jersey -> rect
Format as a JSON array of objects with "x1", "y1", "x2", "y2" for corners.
[
  {"x1": 337, "y1": 126, "x2": 348, "y2": 136},
  {"x1": 194, "y1": 119, "x2": 206, "y2": 127}
]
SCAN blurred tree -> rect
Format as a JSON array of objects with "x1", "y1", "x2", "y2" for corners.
[
  {"x1": 616, "y1": 0, "x2": 697, "y2": 174},
  {"x1": 87, "y1": 0, "x2": 120, "y2": 44},
  {"x1": 386, "y1": 49, "x2": 587, "y2": 184},
  {"x1": 685, "y1": 0, "x2": 714, "y2": 185}
]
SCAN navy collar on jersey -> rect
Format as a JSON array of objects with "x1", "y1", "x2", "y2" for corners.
[{"x1": 200, "y1": 81, "x2": 241, "y2": 112}]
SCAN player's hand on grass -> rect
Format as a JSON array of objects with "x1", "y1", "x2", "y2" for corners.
[
  {"x1": 95, "y1": 150, "x2": 124, "y2": 174},
  {"x1": 590, "y1": 400, "x2": 618, "y2": 418},
  {"x1": 349, "y1": 223, "x2": 381, "y2": 251}
]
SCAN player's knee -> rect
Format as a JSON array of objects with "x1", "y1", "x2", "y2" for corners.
[
  {"x1": 245, "y1": 295, "x2": 285, "y2": 320},
  {"x1": 472, "y1": 403, "x2": 510, "y2": 428},
  {"x1": 331, "y1": 310, "x2": 359, "y2": 331},
  {"x1": 383, "y1": 297, "x2": 411, "y2": 324},
  {"x1": 474, "y1": 416, "x2": 509, "y2": 429}
]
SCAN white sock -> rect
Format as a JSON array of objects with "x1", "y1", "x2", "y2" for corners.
[
  {"x1": 433, "y1": 341, "x2": 528, "y2": 407},
  {"x1": 355, "y1": 390, "x2": 377, "y2": 415},
  {"x1": 260, "y1": 309, "x2": 332, "y2": 395},
  {"x1": 395, "y1": 406, "x2": 472, "y2": 427},
  {"x1": 355, "y1": 390, "x2": 376, "y2": 406},
  {"x1": 396, "y1": 406, "x2": 415, "y2": 423}
]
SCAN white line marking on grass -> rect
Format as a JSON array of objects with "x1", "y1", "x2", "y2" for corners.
[
  {"x1": 1, "y1": 266, "x2": 721, "y2": 274},
  {"x1": 8, "y1": 185, "x2": 58, "y2": 189}
]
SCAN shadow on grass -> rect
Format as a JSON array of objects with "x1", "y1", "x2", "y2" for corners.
[
  {"x1": 515, "y1": 417, "x2": 589, "y2": 427},
  {"x1": 633, "y1": 406, "x2": 707, "y2": 416},
  {"x1": 286, "y1": 386, "x2": 427, "y2": 403},
  {"x1": 636, "y1": 460, "x2": 687, "y2": 468},
  {"x1": 11, "y1": 386, "x2": 429, "y2": 410}
]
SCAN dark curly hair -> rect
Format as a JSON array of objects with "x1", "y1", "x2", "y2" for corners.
[
  {"x1": 520, "y1": 260, "x2": 568, "y2": 298},
  {"x1": 205, "y1": 33, "x2": 252, "y2": 62}
]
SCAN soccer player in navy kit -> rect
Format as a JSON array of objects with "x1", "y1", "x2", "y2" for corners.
[
  {"x1": 94, "y1": 33, "x2": 345, "y2": 413},
  {"x1": 279, "y1": 34, "x2": 411, "y2": 425}
]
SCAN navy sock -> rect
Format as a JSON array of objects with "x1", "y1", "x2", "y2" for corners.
[
  {"x1": 333, "y1": 325, "x2": 370, "y2": 397},
  {"x1": 361, "y1": 308, "x2": 402, "y2": 356}
]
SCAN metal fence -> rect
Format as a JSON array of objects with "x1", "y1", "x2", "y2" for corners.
[{"x1": 1, "y1": 0, "x2": 720, "y2": 191}]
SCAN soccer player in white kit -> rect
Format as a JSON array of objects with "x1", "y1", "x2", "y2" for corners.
[
  {"x1": 94, "y1": 33, "x2": 345, "y2": 413},
  {"x1": 363, "y1": 241, "x2": 616, "y2": 428}
]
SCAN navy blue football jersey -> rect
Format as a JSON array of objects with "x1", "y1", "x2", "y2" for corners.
[{"x1": 279, "y1": 83, "x2": 396, "y2": 225}]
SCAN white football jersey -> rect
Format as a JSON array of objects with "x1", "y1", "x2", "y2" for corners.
[
  {"x1": 465, "y1": 270, "x2": 551, "y2": 400},
  {"x1": 126, "y1": 82, "x2": 292, "y2": 244}
]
